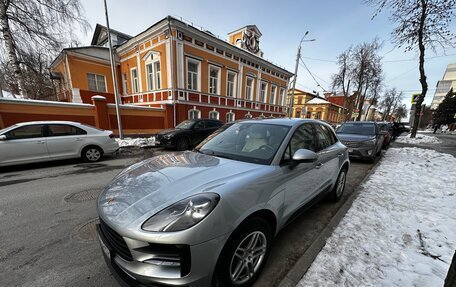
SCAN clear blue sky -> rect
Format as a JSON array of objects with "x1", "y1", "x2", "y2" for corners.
[{"x1": 79, "y1": 0, "x2": 456, "y2": 110}]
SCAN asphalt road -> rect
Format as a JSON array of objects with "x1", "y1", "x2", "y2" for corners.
[{"x1": 0, "y1": 148, "x2": 378, "y2": 287}]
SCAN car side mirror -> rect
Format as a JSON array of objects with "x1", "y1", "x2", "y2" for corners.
[
  {"x1": 289, "y1": 149, "x2": 318, "y2": 169},
  {"x1": 0, "y1": 135, "x2": 6, "y2": 141}
]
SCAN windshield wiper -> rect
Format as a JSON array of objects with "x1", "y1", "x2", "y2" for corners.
[{"x1": 197, "y1": 149, "x2": 233, "y2": 160}]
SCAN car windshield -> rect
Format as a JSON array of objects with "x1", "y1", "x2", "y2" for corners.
[
  {"x1": 195, "y1": 122, "x2": 290, "y2": 165},
  {"x1": 176, "y1": 120, "x2": 196, "y2": 129},
  {"x1": 336, "y1": 123, "x2": 375, "y2": 135},
  {"x1": 0, "y1": 124, "x2": 18, "y2": 135}
]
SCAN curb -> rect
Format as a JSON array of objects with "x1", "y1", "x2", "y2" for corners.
[{"x1": 278, "y1": 156, "x2": 384, "y2": 287}]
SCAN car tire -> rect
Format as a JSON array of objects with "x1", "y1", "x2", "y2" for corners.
[
  {"x1": 175, "y1": 137, "x2": 190, "y2": 151},
  {"x1": 81, "y1": 146, "x2": 103, "y2": 162},
  {"x1": 213, "y1": 217, "x2": 272, "y2": 287},
  {"x1": 328, "y1": 167, "x2": 347, "y2": 202},
  {"x1": 376, "y1": 147, "x2": 381, "y2": 156}
]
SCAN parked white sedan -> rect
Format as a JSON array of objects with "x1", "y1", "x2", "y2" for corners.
[{"x1": 0, "y1": 121, "x2": 119, "y2": 167}]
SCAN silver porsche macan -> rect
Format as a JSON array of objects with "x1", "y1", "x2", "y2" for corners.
[{"x1": 96, "y1": 119, "x2": 349, "y2": 286}]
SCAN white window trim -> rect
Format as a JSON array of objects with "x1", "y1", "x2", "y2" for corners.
[
  {"x1": 260, "y1": 81, "x2": 268, "y2": 103},
  {"x1": 279, "y1": 88, "x2": 285, "y2": 106},
  {"x1": 186, "y1": 58, "x2": 201, "y2": 91},
  {"x1": 226, "y1": 112, "x2": 235, "y2": 122},
  {"x1": 209, "y1": 110, "x2": 220, "y2": 120},
  {"x1": 130, "y1": 67, "x2": 139, "y2": 94},
  {"x1": 145, "y1": 59, "x2": 161, "y2": 91},
  {"x1": 245, "y1": 76, "x2": 254, "y2": 100},
  {"x1": 226, "y1": 71, "x2": 237, "y2": 98},
  {"x1": 87, "y1": 73, "x2": 107, "y2": 93},
  {"x1": 270, "y1": 85, "x2": 277, "y2": 105},
  {"x1": 188, "y1": 109, "x2": 201, "y2": 119},
  {"x1": 208, "y1": 65, "x2": 221, "y2": 95}
]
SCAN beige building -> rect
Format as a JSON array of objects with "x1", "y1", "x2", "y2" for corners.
[{"x1": 431, "y1": 63, "x2": 456, "y2": 110}]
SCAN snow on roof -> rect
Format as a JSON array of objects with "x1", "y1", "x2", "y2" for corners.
[
  {"x1": 0, "y1": 90, "x2": 22, "y2": 99},
  {"x1": 306, "y1": 97, "x2": 330, "y2": 104}
]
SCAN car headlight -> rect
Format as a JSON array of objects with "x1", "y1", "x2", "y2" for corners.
[
  {"x1": 142, "y1": 193, "x2": 220, "y2": 232},
  {"x1": 164, "y1": 134, "x2": 174, "y2": 139},
  {"x1": 363, "y1": 139, "x2": 376, "y2": 145}
]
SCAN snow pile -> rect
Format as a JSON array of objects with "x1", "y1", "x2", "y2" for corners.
[
  {"x1": 116, "y1": 136, "x2": 156, "y2": 148},
  {"x1": 396, "y1": 134, "x2": 441, "y2": 144},
  {"x1": 299, "y1": 147, "x2": 456, "y2": 287}
]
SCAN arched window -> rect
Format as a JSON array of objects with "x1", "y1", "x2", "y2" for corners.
[
  {"x1": 209, "y1": 110, "x2": 219, "y2": 120},
  {"x1": 188, "y1": 109, "x2": 201, "y2": 120},
  {"x1": 226, "y1": 112, "x2": 235, "y2": 123}
]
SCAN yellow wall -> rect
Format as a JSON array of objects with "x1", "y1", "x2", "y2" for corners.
[{"x1": 67, "y1": 55, "x2": 113, "y2": 93}]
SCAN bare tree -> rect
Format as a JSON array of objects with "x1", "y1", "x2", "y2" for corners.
[
  {"x1": 379, "y1": 88, "x2": 403, "y2": 121},
  {"x1": 367, "y1": 0, "x2": 456, "y2": 137},
  {"x1": 393, "y1": 104, "x2": 408, "y2": 122},
  {"x1": 0, "y1": 0, "x2": 89, "y2": 98},
  {"x1": 332, "y1": 47, "x2": 353, "y2": 120},
  {"x1": 363, "y1": 75, "x2": 384, "y2": 120}
]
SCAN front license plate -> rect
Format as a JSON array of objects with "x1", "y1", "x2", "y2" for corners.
[
  {"x1": 98, "y1": 235, "x2": 111, "y2": 260},
  {"x1": 348, "y1": 148, "x2": 353, "y2": 153}
]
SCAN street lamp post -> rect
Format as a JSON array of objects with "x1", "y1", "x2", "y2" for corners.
[
  {"x1": 288, "y1": 32, "x2": 315, "y2": 118},
  {"x1": 104, "y1": 0, "x2": 124, "y2": 139}
]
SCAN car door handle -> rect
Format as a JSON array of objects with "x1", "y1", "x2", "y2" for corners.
[
  {"x1": 337, "y1": 153, "x2": 344, "y2": 157},
  {"x1": 36, "y1": 140, "x2": 45, "y2": 144},
  {"x1": 76, "y1": 138, "x2": 83, "y2": 141},
  {"x1": 315, "y1": 163, "x2": 323, "y2": 169}
]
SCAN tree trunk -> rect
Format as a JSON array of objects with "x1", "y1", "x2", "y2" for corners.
[
  {"x1": 411, "y1": 0, "x2": 428, "y2": 138},
  {"x1": 356, "y1": 81, "x2": 369, "y2": 121},
  {"x1": 0, "y1": 2, "x2": 27, "y2": 98}
]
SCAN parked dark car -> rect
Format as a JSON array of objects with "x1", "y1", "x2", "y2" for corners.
[
  {"x1": 336, "y1": 121, "x2": 385, "y2": 162},
  {"x1": 392, "y1": 122, "x2": 410, "y2": 140},
  {"x1": 156, "y1": 119, "x2": 223, "y2": 150},
  {"x1": 377, "y1": 122, "x2": 393, "y2": 148}
]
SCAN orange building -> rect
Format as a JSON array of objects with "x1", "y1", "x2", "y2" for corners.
[{"x1": 51, "y1": 16, "x2": 293, "y2": 127}]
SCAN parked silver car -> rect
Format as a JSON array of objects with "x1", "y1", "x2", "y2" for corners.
[
  {"x1": 336, "y1": 121, "x2": 385, "y2": 162},
  {"x1": 0, "y1": 121, "x2": 119, "y2": 166},
  {"x1": 97, "y1": 119, "x2": 349, "y2": 286}
]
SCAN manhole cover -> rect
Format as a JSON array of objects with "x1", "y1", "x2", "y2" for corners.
[
  {"x1": 71, "y1": 218, "x2": 100, "y2": 243},
  {"x1": 65, "y1": 189, "x2": 100, "y2": 203}
]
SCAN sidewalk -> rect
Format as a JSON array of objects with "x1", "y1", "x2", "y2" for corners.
[{"x1": 295, "y1": 140, "x2": 456, "y2": 286}]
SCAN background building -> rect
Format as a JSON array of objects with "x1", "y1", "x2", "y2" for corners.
[
  {"x1": 431, "y1": 63, "x2": 456, "y2": 110},
  {"x1": 50, "y1": 16, "x2": 293, "y2": 127}
]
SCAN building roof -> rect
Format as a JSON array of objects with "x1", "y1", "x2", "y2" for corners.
[
  {"x1": 50, "y1": 46, "x2": 110, "y2": 68},
  {"x1": 90, "y1": 24, "x2": 133, "y2": 46},
  {"x1": 307, "y1": 97, "x2": 331, "y2": 104},
  {"x1": 228, "y1": 25, "x2": 262, "y2": 37}
]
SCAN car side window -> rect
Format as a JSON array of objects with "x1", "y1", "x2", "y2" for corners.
[
  {"x1": 47, "y1": 125, "x2": 87, "y2": 137},
  {"x1": 315, "y1": 124, "x2": 336, "y2": 151},
  {"x1": 205, "y1": 120, "x2": 220, "y2": 128},
  {"x1": 5, "y1": 125, "x2": 44, "y2": 140},
  {"x1": 281, "y1": 124, "x2": 316, "y2": 163},
  {"x1": 193, "y1": 121, "x2": 204, "y2": 129}
]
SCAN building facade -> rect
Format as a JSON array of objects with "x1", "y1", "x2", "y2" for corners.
[
  {"x1": 51, "y1": 16, "x2": 293, "y2": 127},
  {"x1": 431, "y1": 63, "x2": 456, "y2": 110},
  {"x1": 288, "y1": 89, "x2": 346, "y2": 123}
]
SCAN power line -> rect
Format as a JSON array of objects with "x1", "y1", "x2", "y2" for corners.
[
  {"x1": 300, "y1": 53, "x2": 456, "y2": 64},
  {"x1": 299, "y1": 57, "x2": 329, "y2": 92}
]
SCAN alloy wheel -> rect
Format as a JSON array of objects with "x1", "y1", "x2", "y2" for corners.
[
  {"x1": 86, "y1": 148, "x2": 101, "y2": 161},
  {"x1": 229, "y1": 231, "x2": 267, "y2": 285},
  {"x1": 336, "y1": 170, "x2": 346, "y2": 197}
]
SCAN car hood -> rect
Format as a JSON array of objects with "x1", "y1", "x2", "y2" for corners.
[
  {"x1": 337, "y1": 133, "x2": 375, "y2": 142},
  {"x1": 158, "y1": 128, "x2": 181, "y2": 135},
  {"x1": 98, "y1": 151, "x2": 262, "y2": 227}
]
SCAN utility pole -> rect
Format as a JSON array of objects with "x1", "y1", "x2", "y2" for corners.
[
  {"x1": 104, "y1": 0, "x2": 124, "y2": 139},
  {"x1": 288, "y1": 32, "x2": 315, "y2": 118}
]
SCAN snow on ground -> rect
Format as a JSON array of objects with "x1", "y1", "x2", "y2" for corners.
[
  {"x1": 396, "y1": 134, "x2": 441, "y2": 144},
  {"x1": 298, "y1": 147, "x2": 456, "y2": 287},
  {"x1": 116, "y1": 136, "x2": 156, "y2": 147}
]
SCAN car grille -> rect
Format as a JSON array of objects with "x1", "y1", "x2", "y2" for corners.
[
  {"x1": 342, "y1": 141, "x2": 362, "y2": 148},
  {"x1": 156, "y1": 134, "x2": 163, "y2": 141},
  {"x1": 99, "y1": 219, "x2": 133, "y2": 261}
]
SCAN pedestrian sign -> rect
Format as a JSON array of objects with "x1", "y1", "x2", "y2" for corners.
[{"x1": 411, "y1": 93, "x2": 420, "y2": 104}]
